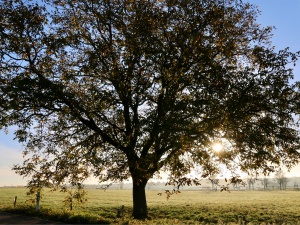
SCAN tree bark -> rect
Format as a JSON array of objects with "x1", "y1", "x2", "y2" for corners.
[{"x1": 132, "y1": 177, "x2": 148, "y2": 219}]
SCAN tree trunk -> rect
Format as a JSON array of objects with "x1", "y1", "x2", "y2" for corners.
[{"x1": 132, "y1": 177, "x2": 148, "y2": 219}]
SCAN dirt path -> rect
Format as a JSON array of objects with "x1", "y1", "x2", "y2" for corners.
[{"x1": 0, "y1": 211, "x2": 67, "y2": 224}]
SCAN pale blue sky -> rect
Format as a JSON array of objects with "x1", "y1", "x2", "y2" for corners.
[
  {"x1": 250, "y1": 0, "x2": 300, "y2": 82},
  {"x1": 1, "y1": 1, "x2": 300, "y2": 186}
]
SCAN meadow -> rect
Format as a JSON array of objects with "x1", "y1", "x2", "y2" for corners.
[{"x1": 1, "y1": 187, "x2": 300, "y2": 224}]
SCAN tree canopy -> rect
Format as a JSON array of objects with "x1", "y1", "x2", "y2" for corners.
[{"x1": 1, "y1": 0, "x2": 300, "y2": 219}]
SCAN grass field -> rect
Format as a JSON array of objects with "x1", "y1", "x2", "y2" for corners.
[{"x1": 1, "y1": 187, "x2": 300, "y2": 224}]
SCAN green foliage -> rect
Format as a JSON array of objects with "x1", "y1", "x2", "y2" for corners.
[
  {"x1": 1, "y1": 0, "x2": 300, "y2": 219},
  {"x1": 61, "y1": 184, "x2": 88, "y2": 210},
  {"x1": 24, "y1": 186, "x2": 43, "y2": 206}
]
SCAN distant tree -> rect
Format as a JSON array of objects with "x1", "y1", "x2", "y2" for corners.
[
  {"x1": 275, "y1": 169, "x2": 289, "y2": 190},
  {"x1": 247, "y1": 176, "x2": 256, "y2": 190},
  {"x1": 209, "y1": 176, "x2": 220, "y2": 191},
  {"x1": 1, "y1": 0, "x2": 300, "y2": 219},
  {"x1": 231, "y1": 178, "x2": 244, "y2": 190},
  {"x1": 119, "y1": 182, "x2": 124, "y2": 190},
  {"x1": 293, "y1": 180, "x2": 298, "y2": 189},
  {"x1": 260, "y1": 176, "x2": 270, "y2": 190},
  {"x1": 146, "y1": 181, "x2": 155, "y2": 190}
]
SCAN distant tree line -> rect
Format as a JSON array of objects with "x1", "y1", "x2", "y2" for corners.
[{"x1": 90, "y1": 172, "x2": 298, "y2": 191}]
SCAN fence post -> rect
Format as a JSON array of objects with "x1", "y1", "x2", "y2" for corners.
[
  {"x1": 36, "y1": 191, "x2": 40, "y2": 211},
  {"x1": 13, "y1": 196, "x2": 17, "y2": 207}
]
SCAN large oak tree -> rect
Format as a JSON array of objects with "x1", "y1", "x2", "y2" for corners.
[{"x1": 1, "y1": 0, "x2": 300, "y2": 219}]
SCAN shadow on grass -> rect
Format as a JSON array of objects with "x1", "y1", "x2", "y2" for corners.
[{"x1": 3, "y1": 206, "x2": 111, "y2": 224}]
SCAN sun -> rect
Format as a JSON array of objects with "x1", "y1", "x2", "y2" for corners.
[{"x1": 212, "y1": 143, "x2": 223, "y2": 152}]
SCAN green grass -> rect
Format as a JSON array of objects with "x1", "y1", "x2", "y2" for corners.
[{"x1": 1, "y1": 187, "x2": 300, "y2": 224}]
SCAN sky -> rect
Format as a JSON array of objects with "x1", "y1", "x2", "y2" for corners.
[{"x1": 1, "y1": 1, "x2": 300, "y2": 186}]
